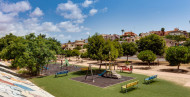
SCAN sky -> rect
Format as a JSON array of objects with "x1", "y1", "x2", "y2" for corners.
[{"x1": 0, "y1": 0, "x2": 190, "y2": 43}]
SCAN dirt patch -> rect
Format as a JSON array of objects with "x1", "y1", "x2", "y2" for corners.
[
  {"x1": 159, "y1": 69, "x2": 189, "y2": 74},
  {"x1": 71, "y1": 75, "x2": 134, "y2": 88}
]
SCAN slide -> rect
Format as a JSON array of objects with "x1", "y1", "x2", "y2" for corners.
[
  {"x1": 98, "y1": 70, "x2": 107, "y2": 76},
  {"x1": 111, "y1": 70, "x2": 121, "y2": 79}
]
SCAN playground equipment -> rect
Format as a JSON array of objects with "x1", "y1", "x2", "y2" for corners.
[
  {"x1": 98, "y1": 62, "x2": 121, "y2": 79},
  {"x1": 84, "y1": 64, "x2": 95, "y2": 82},
  {"x1": 60, "y1": 59, "x2": 70, "y2": 68},
  {"x1": 120, "y1": 65, "x2": 133, "y2": 73}
]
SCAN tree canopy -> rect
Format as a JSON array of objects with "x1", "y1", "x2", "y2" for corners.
[
  {"x1": 87, "y1": 33, "x2": 105, "y2": 61},
  {"x1": 0, "y1": 33, "x2": 61, "y2": 76},
  {"x1": 122, "y1": 42, "x2": 137, "y2": 61},
  {"x1": 137, "y1": 34, "x2": 166, "y2": 56},
  {"x1": 137, "y1": 50, "x2": 156, "y2": 67},
  {"x1": 165, "y1": 35, "x2": 186, "y2": 42},
  {"x1": 165, "y1": 46, "x2": 190, "y2": 69}
]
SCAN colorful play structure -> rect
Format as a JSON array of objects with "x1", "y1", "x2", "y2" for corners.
[
  {"x1": 121, "y1": 80, "x2": 139, "y2": 93},
  {"x1": 119, "y1": 65, "x2": 133, "y2": 73},
  {"x1": 98, "y1": 62, "x2": 122, "y2": 79},
  {"x1": 60, "y1": 59, "x2": 70, "y2": 68}
]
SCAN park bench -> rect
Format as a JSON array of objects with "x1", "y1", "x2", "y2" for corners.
[
  {"x1": 81, "y1": 67, "x2": 89, "y2": 71},
  {"x1": 121, "y1": 80, "x2": 139, "y2": 93},
  {"x1": 144, "y1": 75, "x2": 157, "y2": 84},
  {"x1": 55, "y1": 70, "x2": 68, "y2": 77}
]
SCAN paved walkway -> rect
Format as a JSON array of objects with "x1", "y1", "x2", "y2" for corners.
[{"x1": 0, "y1": 62, "x2": 54, "y2": 97}]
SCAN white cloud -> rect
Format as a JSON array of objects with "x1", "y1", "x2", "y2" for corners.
[
  {"x1": 58, "y1": 21, "x2": 85, "y2": 32},
  {"x1": 30, "y1": 7, "x2": 44, "y2": 17},
  {"x1": 86, "y1": 32, "x2": 90, "y2": 35},
  {"x1": 56, "y1": 1, "x2": 85, "y2": 20},
  {"x1": 89, "y1": 8, "x2": 98, "y2": 16},
  {"x1": 0, "y1": 1, "x2": 31, "y2": 13},
  {"x1": 101, "y1": 7, "x2": 108, "y2": 13},
  {"x1": 82, "y1": 0, "x2": 93, "y2": 7},
  {"x1": 0, "y1": 11, "x2": 17, "y2": 23}
]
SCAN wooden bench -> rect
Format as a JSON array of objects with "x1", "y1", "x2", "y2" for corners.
[
  {"x1": 121, "y1": 80, "x2": 139, "y2": 93},
  {"x1": 144, "y1": 75, "x2": 157, "y2": 84},
  {"x1": 55, "y1": 70, "x2": 68, "y2": 77}
]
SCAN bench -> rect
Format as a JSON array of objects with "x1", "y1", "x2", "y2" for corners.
[
  {"x1": 144, "y1": 75, "x2": 157, "y2": 84},
  {"x1": 121, "y1": 80, "x2": 139, "y2": 93},
  {"x1": 81, "y1": 67, "x2": 89, "y2": 71},
  {"x1": 55, "y1": 70, "x2": 68, "y2": 77}
]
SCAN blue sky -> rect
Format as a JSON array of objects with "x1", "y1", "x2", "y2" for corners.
[{"x1": 0, "y1": 0, "x2": 190, "y2": 43}]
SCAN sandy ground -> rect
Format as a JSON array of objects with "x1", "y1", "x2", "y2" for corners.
[{"x1": 68, "y1": 57, "x2": 190, "y2": 87}]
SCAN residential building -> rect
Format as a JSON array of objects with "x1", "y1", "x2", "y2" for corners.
[
  {"x1": 165, "y1": 28, "x2": 188, "y2": 37},
  {"x1": 62, "y1": 40, "x2": 87, "y2": 50},
  {"x1": 149, "y1": 31, "x2": 165, "y2": 36},
  {"x1": 123, "y1": 32, "x2": 137, "y2": 37},
  {"x1": 101, "y1": 34, "x2": 120, "y2": 41},
  {"x1": 140, "y1": 32, "x2": 152, "y2": 37},
  {"x1": 122, "y1": 36, "x2": 139, "y2": 43}
]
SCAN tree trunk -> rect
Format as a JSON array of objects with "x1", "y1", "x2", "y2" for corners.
[
  {"x1": 127, "y1": 55, "x2": 129, "y2": 62},
  {"x1": 157, "y1": 56, "x2": 160, "y2": 66},
  {"x1": 148, "y1": 62, "x2": 150, "y2": 67},
  {"x1": 99, "y1": 64, "x2": 102, "y2": 70},
  {"x1": 177, "y1": 64, "x2": 180, "y2": 70}
]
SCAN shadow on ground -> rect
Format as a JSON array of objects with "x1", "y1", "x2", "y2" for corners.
[
  {"x1": 134, "y1": 67, "x2": 152, "y2": 70},
  {"x1": 159, "y1": 69, "x2": 188, "y2": 74}
]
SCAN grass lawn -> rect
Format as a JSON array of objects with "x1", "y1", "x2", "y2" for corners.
[{"x1": 30, "y1": 71, "x2": 190, "y2": 97}]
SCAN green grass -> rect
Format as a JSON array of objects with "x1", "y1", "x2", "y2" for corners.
[{"x1": 30, "y1": 71, "x2": 190, "y2": 97}]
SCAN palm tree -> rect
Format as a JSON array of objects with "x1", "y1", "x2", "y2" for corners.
[{"x1": 121, "y1": 29, "x2": 125, "y2": 35}]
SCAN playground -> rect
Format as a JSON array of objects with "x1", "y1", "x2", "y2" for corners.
[
  {"x1": 1, "y1": 58, "x2": 190, "y2": 97},
  {"x1": 71, "y1": 75, "x2": 134, "y2": 88},
  {"x1": 31, "y1": 72, "x2": 190, "y2": 97}
]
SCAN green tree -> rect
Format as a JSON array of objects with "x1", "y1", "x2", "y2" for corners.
[
  {"x1": 64, "y1": 50, "x2": 72, "y2": 60},
  {"x1": 161, "y1": 28, "x2": 165, "y2": 32},
  {"x1": 122, "y1": 42, "x2": 137, "y2": 61},
  {"x1": 0, "y1": 33, "x2": 59, "y2": 76},
  {"x1": 184, "y1": 39, "x2": 190, "y2": 47},
  {"x1": 74, "y1": 46, "x2": 82, "y2": 50},
  {"x1": 137, "y1": 50, "x2": 157, "y2": 67},
  {"x1": 102, "y1": 40, "x2": 119, "y2": 61},
  {"x1": 83, "y1": 44, "x2": 88, "y2": 49},
  {"x1": 121, "y1": 29, "x2": 125, "y2": 35},
  {"x1": 165, "y1": 46, "x2": 190, "y2": 70},
  {"x1": 137, "y1": 34, "x2": 166, "y2": 56},
  {"x1": 87, "y1": 33, "x2": 105, "y2": 63},
  {"x1": 165, "y1": 35, "x2": 186, "y2": 46},
  {"x1": 81, "y1": 52, "x2": 88, "y2": 58},
  {"x1": 72, "y1": 49, "x2": 80, "y2": 56},
  {"x1": 113, "y1": 41, "x2": 123, "y2": 57},
  {"x1": 0, "y1": 33, "x2": 17, "y2": 52}
]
